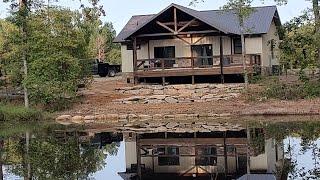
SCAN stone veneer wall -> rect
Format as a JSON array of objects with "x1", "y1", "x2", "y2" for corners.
[{"x1": 114, "y1": 83, "x2": 244, "y2": 104}]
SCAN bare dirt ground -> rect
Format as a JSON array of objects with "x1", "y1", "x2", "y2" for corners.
[{"x1": 59, "y1": 76, "x2": 320, "y2": 117}]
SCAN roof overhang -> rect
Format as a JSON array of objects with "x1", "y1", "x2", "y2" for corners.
[{"x1": 123, "y1": 3, "x2": 228, "y2": 41}]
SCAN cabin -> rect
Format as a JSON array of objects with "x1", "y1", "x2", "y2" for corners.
[
  {"x1": 119, "y1": 129, "x2": 284, "y2": 180},
  {"x1": 114, "y1": 4, "x2": 282, "y2": 85}
]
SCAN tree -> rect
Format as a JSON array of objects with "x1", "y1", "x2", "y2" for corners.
[
  {"x1": 87, "y1": 22, "x2": 121, "y2": 64},
  {"x1": 0, "y1": 138, "x2": 3, "y2": 180},
  {"x1": 222, "y1": 0, "x2": 253, "y2": 89},
  {"x1": 1, "y1": 0, "x2": 113, "y2": 109},
  {"x1": 190, "y1": 0, "x2": 253, "y2": 89},
  {"x1": 191, "y1": 0, "x2": 320, "y2": 80},
  {"x1": 2, "y1": 0, "x2": 104, "y2": 108},
  {"x1": 275, "y1": 0, "x2": 320, "y2": 70},
  {"x1": 0, "y1": 20, "x2": 23, "y2": 88},
  {"x1": 278, "y1": 12, "x2": 318, "y2": 78},
  {"x1": 22, "y1": 7, "x2": 89, "y2": 109}
]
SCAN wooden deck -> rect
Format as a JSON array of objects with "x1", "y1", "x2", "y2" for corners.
[
  {"x1": 135, "y1": 66, "x2": 254, "y2": 78},
  {"x1": 134, "y1": 54, "x2": 260, "y2": 79}
]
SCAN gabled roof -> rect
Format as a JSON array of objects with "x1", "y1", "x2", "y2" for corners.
[{"x1": 114, "y1": 3, "x2": 281, "y2": 43}]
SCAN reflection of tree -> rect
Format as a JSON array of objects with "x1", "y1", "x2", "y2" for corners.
[
  {"x1": 104, "y1": 142, "x2": 120, "y2": 156},
  {"x1": 304, "y1": 142, "x2": 320, "y2": 180},
  {"x1": 284, "y1": 137, "x2": 302, "y2": 180},
  {"x1": 23, "y1": 136, "x2": 106, "y2": 179},
  {"x1": 249, "y1": 129, "x2": 265, "y2": 155},
  {"x1": 0, "y1": 122, "x2": 122, "y2": 179},
  {"x1": 5, "y1": 132, "x2": 119, "y2": 179},
  {"x1": 0, "y1": 138, "x2": 3, "y2": 180},
  {"x1": 265, "y1": 122, "x2": 320, "y2": 180}
]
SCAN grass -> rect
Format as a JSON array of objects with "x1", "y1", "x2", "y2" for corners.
[
  {"x1": 247, "y1": 76, "x2": 320, "y2": 101},
  {"x1": 0, "y1": 104, "x2": 46, "y2": 121}
]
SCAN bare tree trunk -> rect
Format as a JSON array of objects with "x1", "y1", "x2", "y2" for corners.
[
  {"x1": 0, "y1": 160, "x2": 3, "y2": 180},
  {"x1": 246, "y1": 126, "x2": 251, "y2": 176},
  {"x1": 19, "y1": 0, "x2": 29, "y2": 108},
  {"x1": 313, "y1": 0, "x2": 320, "y2": 70},
  {"x1": 241, "y1": 32, "x2": 249, "y2": 90},
  {"x1": 26, "y1": 132, "x2": 31, "y2": 180},
  {"x1": 0, "y1": 139, "x2": 4, "y2": 180}
]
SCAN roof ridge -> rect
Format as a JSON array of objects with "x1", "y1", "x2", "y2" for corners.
[
  {"x1": 132, "y1": 14, "x2": 155, "y2": 17},
  {"x1": 200, "y1": 5, "x2": 277, "y2": 12},
  {"x1": 130, "y1": 5, "x2": 277, "y2": 17}
]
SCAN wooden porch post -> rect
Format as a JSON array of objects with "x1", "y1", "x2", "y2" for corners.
[
  {"x1": 136, "y1": 134, "x2": 142, "y2": 179},
  {"x1": 220, "y1": 36, "x2": 225, "y2": 84},
  {"x1": 223, "y1": 131, "x2": 228, "y2": 178},
  {"x1": 133, "y1": 37, "x2": 138, "y2": 84},
  {"x1": 191, "y1": 34, "x2": 195, "y2": 85}
]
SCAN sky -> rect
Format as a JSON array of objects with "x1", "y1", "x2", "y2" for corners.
[{"x1": 0, "y1": 0, "x2": 312, "y2": 34}]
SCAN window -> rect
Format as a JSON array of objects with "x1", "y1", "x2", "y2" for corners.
[
  {"x1": 233, "y1": 38, "x2": 242, "y2": 54},
  {"x1": 154, "y1": 46, "x2": 175, "y2": 68},
  {"x1": 191, "y1": 44, "x2": 213, "y2": 66},
  {"x1": 197, "y1": 147, "x2": 217, "y2": 156},
  {"x1": 195, "y1": 147, "x2": 217, "y2": 166},
  {"x1": 158, "y1": 156, "x2": 180, "y2": 166},
  {"x1": 226, "y1": 145, "x2": 236, "y2": 155},
  {"x1": 157, "y1": 146, "x2": 180, "y2": 166},
  {"x1": 196, "y1": 157, "x2": 217, "y2": 166},
  {"x1": 154, "y1": 46, "x2": 175, "y2": 58}
]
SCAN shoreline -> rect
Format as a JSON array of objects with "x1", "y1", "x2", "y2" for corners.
[
  {"x1": 55, "y1": 112, "x2": 320, "y2": 126},
  {"x1": 56, "y1": 78, "x2": 320, "y2": 123}
]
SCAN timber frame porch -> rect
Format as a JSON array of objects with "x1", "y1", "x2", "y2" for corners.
[{"x1": 128, "y1": 5, "x2": 262, "y2": 85}]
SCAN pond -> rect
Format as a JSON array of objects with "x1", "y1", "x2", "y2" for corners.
[{"x1": 0, "y1": 119, "x2": 319, "y2": 180}]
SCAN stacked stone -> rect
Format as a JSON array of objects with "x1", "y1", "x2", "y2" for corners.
[
  {"x1": 55, "y1": 113, "x2": 232, "y2": 125},
  {"x1": 114, "y1": 84, "x2": 243, "y2": 104}
]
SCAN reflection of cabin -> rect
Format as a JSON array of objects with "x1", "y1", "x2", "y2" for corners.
[
  {"x1": 119, "y1": 129, "x2": 283, "y2": 180},
  {"x1": 114, "y1": 3, "x2": 281, "y2": 84}
]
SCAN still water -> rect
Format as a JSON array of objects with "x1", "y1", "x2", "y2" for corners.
[{"x1": 0, "y1": 120, "x2": 319, "y2": 180}]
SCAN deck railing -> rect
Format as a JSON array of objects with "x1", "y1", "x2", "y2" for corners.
[{"x1": 136, "y1": 54, "x2": 260, "y2": 71}]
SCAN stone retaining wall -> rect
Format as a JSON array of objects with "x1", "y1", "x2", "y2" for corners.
[
  {"x1": 114, "y1": 83, "x2": 244, "y2": 104},
  {"x1": 56, "y1": 113, "x2": 232, "y2": 125}
]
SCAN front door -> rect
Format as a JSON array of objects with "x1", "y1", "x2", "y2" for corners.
[{"x1": 192, "y1": 44, "x2": 213, "y2": 67}]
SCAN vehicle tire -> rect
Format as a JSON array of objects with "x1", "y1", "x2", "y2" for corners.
[
  {"x1": 108, "y1": 69, "x2": 116, "y2": 77},
  {"x1": 99, "y1": 73, "x2": 108, "y2": 77}
]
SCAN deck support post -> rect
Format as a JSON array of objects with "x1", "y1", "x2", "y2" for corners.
[
  {"x1": 136, "y1": 134, "x2": 142, "y2": 180},
  {"x1": 224, "y1": 131, "x2": 228, "y2": 178},
  {"x1": 162, "y1": 77, "x2": 165, "y2": 86},
  {"x1": 133, "y1": 37, "x2": 138, "y2": 84},
  {"x1": 191, "y1": 75, "x2": 195, "y2": 84},
  {"x1": 220, "y1": 36, "x2": 225, "y2": 84}
]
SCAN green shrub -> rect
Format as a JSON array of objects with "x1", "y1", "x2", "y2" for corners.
[
  {"x1": 264, "y1": 80, "x2": 320, "y2": 100},
  {"x1": 0, "y1": 105, "x2": 44, "y2": 121}
]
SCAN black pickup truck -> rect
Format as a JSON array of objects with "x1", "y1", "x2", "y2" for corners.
[{"x1": 91, "y1": 59, "x2": 121, "y2": 77}]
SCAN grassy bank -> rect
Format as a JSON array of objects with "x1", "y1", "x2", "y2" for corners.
[
  {"x1": 0, "y1": 104, "x2": 47, "y2": 121},
  {"x1": 248, "y1": 76, "x2": 320, "y2": 101}
]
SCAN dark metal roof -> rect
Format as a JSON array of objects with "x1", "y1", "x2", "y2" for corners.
[{"x1": 114, "y1": 3, "x2": 280, "y2": 43}]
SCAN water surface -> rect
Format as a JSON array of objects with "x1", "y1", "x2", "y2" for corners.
[{"x1": 0, "y1": 120, "x2": 319, "y2": 180}]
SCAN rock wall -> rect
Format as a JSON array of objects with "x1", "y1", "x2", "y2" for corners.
[
  {"x1": 55, "y1": 113, "x2": 232, "y2": 126},
  {"x1": 114, "y1": 83, "x2": 244, "y2": 104}
]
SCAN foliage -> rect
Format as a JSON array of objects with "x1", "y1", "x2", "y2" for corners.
[
  {"x1": 23, "y1": 137, "x2": 106, "y2": 179},
  {"x1": 263, "y1": 79, "x2": 320, "y2": 100},
  {"x1": 87, "y1": 22, "x2": 121, "y2": 64},
  {"x1": 0, "y1": 20, "x2": 23, "y2": 87},
  {"x1": 25, "y1": 55, "x2": 80, "y2": 108},
  {"x1": 1, "y1": 127, "x2": 119, "y2": 180},
  {"x1": 0, "y1": 104, "x2": 43, "y2": 121},
  {"x1": 279, "y1": 12, "x2": 318, "y2": 72},
  {"x1": 1, "y1": 0, "x2": 119, "y2": 110}
]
